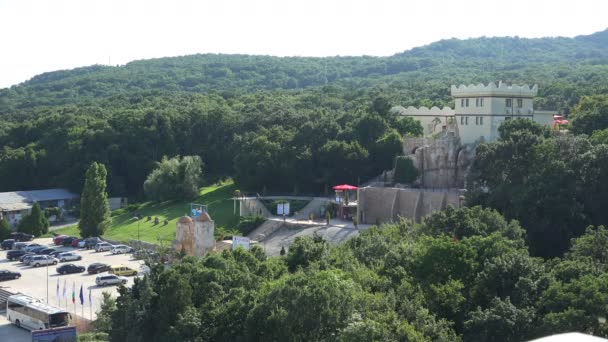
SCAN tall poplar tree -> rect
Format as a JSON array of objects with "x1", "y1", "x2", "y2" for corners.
[{"x1": 79, "y1": 162, "x2": 111, "y2": 237}]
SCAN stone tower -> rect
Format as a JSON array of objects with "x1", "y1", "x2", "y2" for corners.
[{"x1": 172, "y1": 212, "x2": 215, "y2": 257}]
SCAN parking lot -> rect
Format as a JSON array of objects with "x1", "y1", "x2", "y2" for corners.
[{"x1": 0, "y1": 238, "x2": 145, "y2": 321}]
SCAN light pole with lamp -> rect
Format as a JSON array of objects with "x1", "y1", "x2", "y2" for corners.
[
  {"x1": 46, "y1": 255, "x2": 49, "y2": 303},
  {"x1": 132, "y1": 216, "x2": 141, "y2": 251}
]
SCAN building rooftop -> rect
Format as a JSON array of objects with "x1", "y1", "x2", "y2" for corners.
[{"x1": 0, "y1": 188, "x2": 78, "y2": 211}]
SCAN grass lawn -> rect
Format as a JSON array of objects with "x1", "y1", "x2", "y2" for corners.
[{"x1": 54, "y1": 181, "x2": 239, "y2": 245}]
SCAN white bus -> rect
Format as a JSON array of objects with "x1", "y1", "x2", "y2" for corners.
[{"x1": 6, "y1": 294, "x2": 70, "y2": 331}]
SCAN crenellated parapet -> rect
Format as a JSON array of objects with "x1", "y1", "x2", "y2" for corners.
[
  {"x1": 393, "y1": 105, "x2": 455, "y2": 116},
  {"x1": 451, "y1": 81, "x2": 537, "y2": 97}
]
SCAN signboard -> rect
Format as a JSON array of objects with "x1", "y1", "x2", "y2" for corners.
[
  {"x1": 277, "y1": 202, "x2": 290, "y2": 216},
  {"x1": 232, "y1": 236, "x2": 251, "y2": 250},
  {"x1": 32, "y1": 326, "x2": 77, "y2": 342}
]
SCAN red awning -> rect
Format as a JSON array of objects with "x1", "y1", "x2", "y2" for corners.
[{"x1": 333, "y1": 184, "x2": 358, "y2": 191}]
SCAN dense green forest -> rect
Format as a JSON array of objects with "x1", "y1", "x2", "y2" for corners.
[
  {"x1": 2, "y1": 28, "x2": 608, "y2": 197},
  {"x1": 98, "y1": 206, "x2": 608, "y2": 341}
]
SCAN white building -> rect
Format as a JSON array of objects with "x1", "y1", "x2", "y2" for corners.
[{"x1": 395, "y1": 82, "x2": 555, "y2": 145}]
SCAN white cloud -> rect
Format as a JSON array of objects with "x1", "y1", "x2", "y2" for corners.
[{"x1": 0, "y1": 0, "x2": 606, "y2": 88}]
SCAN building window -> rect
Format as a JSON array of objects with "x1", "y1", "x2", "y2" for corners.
[
  {"x1": 465, "y1": 99, "x2": 469, "y2": 107},
  {"x1": 505, "y1": 117, "x2": 511, "y2": 121},
  {"x1": 465, "y1": 116, "x2": 469, "y2": 125},
  {"x1": 475, "y1": 98, "x2": 479, "y2": 107},
  {"x1": 460, "y1": 116, "x2": 464, "y2": 125},
  {"x1": 461, "y1": 99, "x2": 465, "y2": 107},
  {"x1": 506, "y1": 99, "x2": 512, "y2": 107},
  {"x1": 517, "y1": 98, "x2": 523, "y2": 108},
  {"x1": 480, "y1": 116, "x2": 484, "y2": 125},
  {"x1": 475, "y1": 117, "x2": 479, "y2": 125},
  {"x1": 480, "y1": 98, "x2": 484, "y2": 107}
]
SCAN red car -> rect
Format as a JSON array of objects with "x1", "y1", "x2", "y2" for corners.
[
  {"x1": 71, "y1": 238, "x2": 80, "y2": 248},
  {"x1": 53, "y1": 235, "x2": 68, "y2": 245}
]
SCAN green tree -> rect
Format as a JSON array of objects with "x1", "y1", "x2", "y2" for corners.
[
  {"x1": 464, "y1": 297, "x2": 536, "y2": 342},
  {"x1": 0, "y1": 218, "x2": 11, "y2": 240},
  {"x1": 79, "y1": 162, "x2": 111, "y2": 238},
  {"x1": 93, "y1": 292, "x2": 116, "y2": 333},
  {"x1": 393, "y1": 156, "x2": 418, "y2": 184},
  {"x1": 286, "y1": 234, "x2": 330, "y2": 272},
  {"x1": 18, "y1": 203, "x2": 49, "y2": 236},
  {"x1": 143, "y1": 155, "x2": 203, "y2": 201},
  {"x1": 570, "y1": 95, "x2": 608, "y2": 135}
]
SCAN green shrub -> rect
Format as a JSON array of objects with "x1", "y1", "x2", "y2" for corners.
[
  {"x1": 394, "y1": 156, "x2": 418, "y2": 184},
  {"x1": 235, "y1": 215, "x2": 266, "y2": 235},
  {"x1": 78, "y1": 332, "x2": 109, "y2": 342}
]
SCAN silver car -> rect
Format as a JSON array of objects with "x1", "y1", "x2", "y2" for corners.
[
  {"x1": 57, "y1": 252, "x2": 82, "y2": 262},
  {"x1": 111, "y1": 245, "x2": 132, "y2": 255},
  {"x1": 95, "y1": 243, "x2": 112, "y2": 252},
  {"x1": 95, "y1": 274, "x2": 128, "y2": 286},
  {"x1": 30, "y1": 255, "x2": 59, "y2": 267}
]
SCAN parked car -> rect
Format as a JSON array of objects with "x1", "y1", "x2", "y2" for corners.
[
  {"x1": 139, "y1": 265, "x2": 151, "y2": 275},
  {"x1": 6, "y1": 250, "x2": 27, "y2": 261},
  {"x1": 1, "y1": 239, "x2": 16, "y2": 250},
  {"x1": 95, "y1": 243, "x2": 112, "y2": 252},
  {"x1": 28, "y1": 246, "x2": 46, "y2": 254},
  {"x1": 109, "y1": 265, "x2": 138, "y2": 276},
  {"x1": 13, "y1": 242, "x2": 29, "y2": 250},
  {"x1": 0, "y1": 269, "x2": 21, "y2": 281},
  {"x1": 110, "y1": 245, "x2": 132, "y2": 255},
  {"x1": 30, "y1": 255, "x2": 59, "y2": 267},
  {"x1": 84, "y1": 237, "x2": 102, "y2": 249},
  {"x1": 10, "y1": 232, "x2": 34, "y2": 242},
  {"x1": 56, "y1": 264, "x2": 85, "y2": 275},
  {"x1": 61, "y1": 237, "x2": 77, "y2": 246},
  {"x1": 71, "y1": 239, "x2": 80, "y2": 248},
  {"x1": 87, "y1": 263, "x2": 111, "y2": 274},
  {"x1": 37, "y1": 248, "x2": 56, "y2": 255},
  {"x1": 53, "y1": 235, "x2": 68, "y2": 245},
  {"x1": 96, "y1": 274, "x2": 128, "y2": 286},
  {"x1": 77, "y1": 240, "x2": 86, "y2": 248},
  {"x1": 133, "y1": 249, "x2": 157, "y2": 260},
  {"x1": 57, "y1": 252, "x2": 82, "y2": 262},
  {"x1": 24, "y1": 244, "x2": 42, "y2": 252},
  {"x1": 20, "y1": 253, "x2": 36, "y2": 264},
  {"x1": 49, "y1": 250, "x2": 64, "y2": 257}
]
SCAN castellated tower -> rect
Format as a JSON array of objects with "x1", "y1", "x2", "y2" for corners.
[{"x1": 451, "y1": 82, "x2": 538, "y2": 144}]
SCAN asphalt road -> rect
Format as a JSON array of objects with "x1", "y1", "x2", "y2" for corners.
[
  {"x1": 0, "y1": 238, "x2": 144, "y2": 321},
  {"x1": 0, "y1": 314, "x2": 29, "y2": 342}
]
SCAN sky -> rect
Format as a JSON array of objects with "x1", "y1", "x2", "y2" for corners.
[{"x1": 0, "y1": 0, "x2": 607, "y2": 88}]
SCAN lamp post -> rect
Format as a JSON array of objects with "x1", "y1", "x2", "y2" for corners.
[{"x1": 46, "y1": 255, "x2": 49, "y2": 303}]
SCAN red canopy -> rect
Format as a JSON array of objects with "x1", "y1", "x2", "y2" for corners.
[{"x1": 333, "y1": 184, "x2": 358, "y2": 191}]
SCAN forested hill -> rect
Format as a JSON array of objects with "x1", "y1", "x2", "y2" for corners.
[{"x1": 1, "y1": 28, "x2": 608, "y2": 113}]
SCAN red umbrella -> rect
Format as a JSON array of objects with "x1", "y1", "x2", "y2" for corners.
[{"x1": 332, "y1": 184, "x2": 358, "y2": 191}]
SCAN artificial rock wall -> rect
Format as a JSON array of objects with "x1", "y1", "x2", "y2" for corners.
[
  {"x1": 403, "y1": 130, "x2": 475, "y2": 189},
  {"x1": 172, "y1": 213, "x2": 215, "y2": 257},
  {"x1": 358, "y1": 187, "x2": 462, "y2": 224}
]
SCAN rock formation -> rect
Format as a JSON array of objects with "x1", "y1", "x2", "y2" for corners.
[
  {"x1": 403, "y1": 126, "x2": 475, "y2": 189},
  {"x1": 172, "y1": 212, "x2": 215, "y2": 257}
]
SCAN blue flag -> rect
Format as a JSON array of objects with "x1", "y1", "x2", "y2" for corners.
[{"x1": 79, "y1": 284, "x2": 84, "y2": 305}]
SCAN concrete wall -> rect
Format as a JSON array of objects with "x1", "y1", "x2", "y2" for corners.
[
  {"x1": 239, "y1": 198, "x2": 272, "y2": 217},
  {"x1": 358, "y1": 186, "x2": 463, "y2": 224}
]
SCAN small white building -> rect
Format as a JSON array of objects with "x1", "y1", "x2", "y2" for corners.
[
  {"x1": 0, "y1": 189, "x2": 79, "y2": 227},
  {"x1": 395, "y1": 82, "x2": 556, "y2": 145}
]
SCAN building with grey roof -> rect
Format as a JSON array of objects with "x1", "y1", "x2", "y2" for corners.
[{"x1": 0, "y1": 188, "x2": 78, "y2": 227}]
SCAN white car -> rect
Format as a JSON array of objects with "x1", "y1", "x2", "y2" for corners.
[
  {"x1": 95, "y1": 274, "x2": 128, "y2": 286},
  {"x1": 77, "y1": 240, "x2": 86, "y2": 248},
  {"x1": 57, "y1": 252, "x2": 82, "y2": 262},
  {"x1": 95, "y1": 243, "x2": 112, "y2": 252},
  {"x1": 111, "y1": 245, "x2": 133, "y2": 255},
  {"x1": 29, "y1": 255, "x2": 59, "y2": 267}
]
